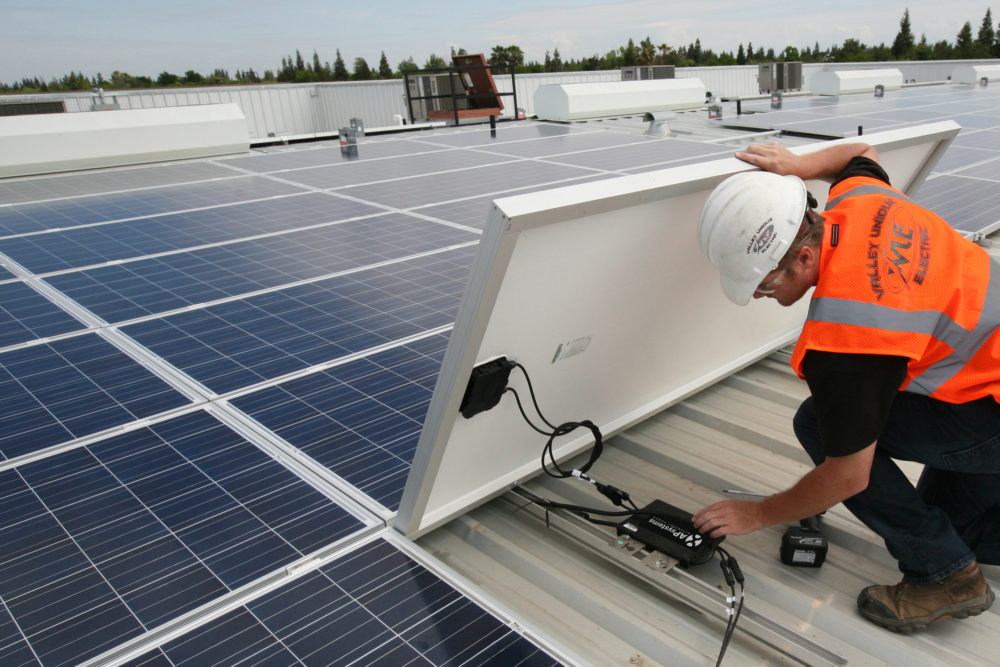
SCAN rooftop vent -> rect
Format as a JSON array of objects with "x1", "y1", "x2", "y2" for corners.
[
  {"x1": 534, "y1": 79, "x2": 706, "y2": 121},
  {"x1": 810, "y1": 68, "x2": 903, "y2": 95},
  {"x1": 951, "y1": 64, "x2": 1000, "y2": 84}
]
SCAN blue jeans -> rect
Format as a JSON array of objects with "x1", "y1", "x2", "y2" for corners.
[{"x1": 793, "y1": 392, "x2": 1000, "y2": 584}]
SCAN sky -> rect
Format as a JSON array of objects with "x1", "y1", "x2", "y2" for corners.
[{"x1": 2, "y1": 1, "x2": 998, "y2": 83}]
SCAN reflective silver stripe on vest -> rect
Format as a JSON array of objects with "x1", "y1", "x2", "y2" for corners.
[
  {"x1": 806, "y1": 257, "x2": 1000, "y2": 396},
  {"x1": 824, "y1": 184, "x2": 910, "y2": 211}
]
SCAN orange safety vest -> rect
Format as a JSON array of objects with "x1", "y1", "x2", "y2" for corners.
[{"x1": 790, "y1": 176, "x2": 1000, "y2": 404}]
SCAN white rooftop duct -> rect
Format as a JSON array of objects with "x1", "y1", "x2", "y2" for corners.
[
  {"x1": 810, "y1": 68, "x2": 903, "y2": 95},
  {"x1": 534, "y1": 79, "x2": 707, "y2": 121},
  {"x1": 0, "y1": 103, "x2": 250, "y2": 178},
  {"x1": 951, "y1": 63, "x2": 1000, "y2": 84}
]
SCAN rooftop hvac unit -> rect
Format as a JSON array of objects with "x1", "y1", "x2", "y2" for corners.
[
  {"x1": 758, "y1": 62, "x2": 802, "y2": 93},
  {"x1": 407, "y1": 73, "x2": 465, "y2": 119},
  {"x1": 621, "y1": 66, "x2": 676, "y2": 81}
]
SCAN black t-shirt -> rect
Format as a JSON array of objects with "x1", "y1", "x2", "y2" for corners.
[{"x1": 801, "y1": 156, "x2": 909, "y2": 458}]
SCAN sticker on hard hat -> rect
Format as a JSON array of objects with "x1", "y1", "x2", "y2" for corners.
[{"x1": 746, "y1": 218, "x2": 776, "y2": 255}]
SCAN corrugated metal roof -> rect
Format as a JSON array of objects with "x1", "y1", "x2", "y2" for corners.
[{"x1": 419, "y1": 346, "x2": 1000, "y2": 665}]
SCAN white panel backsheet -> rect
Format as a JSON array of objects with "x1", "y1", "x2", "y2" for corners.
[{"x1": 397, "y1": 121, "x2": 961, "y2": 537}]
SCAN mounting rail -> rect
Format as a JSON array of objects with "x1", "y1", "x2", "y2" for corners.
[{"x1": 506, "y1": 488, "x2": 846, "y2": 666}]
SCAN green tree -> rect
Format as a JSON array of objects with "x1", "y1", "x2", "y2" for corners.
[
  {"x1": 914, "y1": 34, "x2": 932, "y2": 60},
  {"x1": 182, "y1": 70, "x2": 202, "y2": 84},
  {"x1": 352, "y1": 57, "x2": 373, "y2": 80},
  {"x1": 931, "y1": 39, "x2": 953, "y2": 59},
  {"x1": 157, "y1": 71, "x2": 179, "y2": 86},
  {"x1": 736, "y1": 43, "x2": 746, "y2": 65},
  {"x1": 378, "y1": 51, "x2": 393, "y2": 78},
  {"x1": 333, "y1": 49, "x2": 349, "y2": 80},
  {"x1": 978, "y1": 8, "x2": 995, "y2": 45},
  {"x1": 639, "y1": 37, "x2": 656, "y2": 66},
  {"x1": 622, "y1": 38, "x2": 639, "y2": 66},
  {"x1": 976, "y1": 8, "x2": 995, "y2": 56},
  {"x1": 397, "y1": 57, "x2": 418, "y2": 75},
  {"x1": 956, "y1": 21, "x2": 975, "y2": 58},
  {"x1": 892, "y1": 9, "x2": 915, "y2": 58},
  {"x1": 424, "y1": 53, "x2": 447, "y2": 69}
]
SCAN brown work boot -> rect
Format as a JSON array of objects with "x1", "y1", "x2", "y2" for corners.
[{"x1": 857, "y1": 561, "x2": 995, "y2": 632}]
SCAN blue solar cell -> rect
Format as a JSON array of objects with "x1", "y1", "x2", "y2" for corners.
[
  {"x1": 125, "y1": 246, "x2": 475, "y2": 394},
  {"x1": 0, "y1": 282, "x2": 82, "y2": 349},
  {"x1": 119, "y1": 650, "x2": 172, "y2": 667},
  {"x1": 47, "y1": 215, "x2": 477, "y2": 323},
  {"x1": 275, "y1": 148, "x2": 507, "y2": 190},
  {"x1": 0, "y1": 193, "x2": 384, "y2": 274},
  {"x1": 0, "y1": 410, "x2": 367, "y2": 665},
  {"x1": 0, "y1": 162, "x2": 238, "y2": 207},
  {"x1": 232, "y1": 334, "x2": 450, "y2": 510},
  {"x1": 0, "y1": 176, "x2": 306, "y2": 236},
  {"x1": 0, "y1": 601, "x2": 37, "y2": 666},
  {"x1": 339, "y1": 160, "x2": 595, "y2": 209},
  {"x1": 0, "y1": 334, "x2": 190, "y2": 460},
  {"x1": 141, "y1": 538, "x2": 557, "y2": 667},
  {"x1": 157, "y1": 608, "x2": 298, "y2": 665},
  {"x1": 915, "y1": 174, "x2": 1000, "y2": 234}
]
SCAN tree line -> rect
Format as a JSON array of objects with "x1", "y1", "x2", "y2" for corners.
[{"x1": 4, "y1": 8, "x2": 1000, "y2": 94}]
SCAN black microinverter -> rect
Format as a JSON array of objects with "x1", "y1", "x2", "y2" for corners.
[{"x1": 617, "y1": 500, "x2": 723, "y2": 566}]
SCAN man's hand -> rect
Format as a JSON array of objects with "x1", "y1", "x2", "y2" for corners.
[
  {"x1": 693, "y1": 499, "x2": 765, "y2": 538},
  {"x1": 735, "y1": 141, "x2": 878, "y2": 181},
  {"x1": 693, "y1": 444, "x2": 876, "y2": 539},
  {"x1": 735, "y1": 143, "x2": 801, "y2": 176}
]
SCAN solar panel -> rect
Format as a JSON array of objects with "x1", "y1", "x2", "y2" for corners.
[
  {"x1": 0, "y1": 161, "x2": 237, "y2": 206},
  {"x1": 915, "y1": 173, "x2": 1000, "y2": 235},
  {"x1": 0, "y1": 177, "x2": 306, "y2": 236},
  {"x1": 0, "y1": 334, "x2": 190, "y2": 460},
  {"x1": 0, "y1": 409, "x2": 370, "y2": 666},
  {"x1": 122, "y1": 537, "x2": 558, "y2": 667},
  {"x1": 0, "y1": 194, "x2": 385, "y2": 274},
  {"x1": 723, "y1": 84, "x2": 1000, "y2": 138},
  {"x1": 232, "y1": 333, "x2": 450, "y2": 511},
  {"x1": 275, "y1": 149, "x2": 515, "y2": 191},
  {"x1": 0, "y1": 281, "x2": 83, "y2": 347},
  {"x1": 123, "y1": 246, "x2": 475, "y2": 394},
  {"x1": 45, "y1": 214, "x2": 477, "y2": 323},
  {"x1": 338, "y1": 161, "x2": 598, "y2": 209}
]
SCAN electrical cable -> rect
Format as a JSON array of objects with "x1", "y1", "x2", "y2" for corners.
[
  {"x1": 714, "y1": 546, "x2": 745, "y2": 666},
  {"x1": 505, "y1": 362, "x2": 604, "y2": 478},
  {"x1": 508, "y1": 362, "x2": 744, "y2": 663}
]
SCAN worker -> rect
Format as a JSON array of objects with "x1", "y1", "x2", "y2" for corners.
[{"x1": 692, "y1": 140, "x2": 999, "y2": 633}]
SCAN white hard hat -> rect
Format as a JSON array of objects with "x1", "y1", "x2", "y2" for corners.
[{"x1": 698, "y1": 171, "x2": 808, "y2": 305}]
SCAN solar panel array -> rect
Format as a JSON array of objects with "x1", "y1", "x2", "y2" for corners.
[
  {"x1": 2, "y1": 98, "x2": 997, "y2": 664},
  {"x1": 721, "y1": 83, "x2": 1000, "y2": 235},
  {"x1": 0, "y1": 121, "x2": 737, "y2": 666}
]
